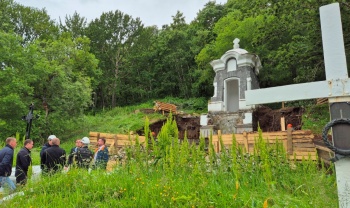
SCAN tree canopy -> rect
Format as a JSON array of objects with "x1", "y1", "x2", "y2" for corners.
[{"x1": 0, "y1": 0, "x2": 349, "y2": 141}]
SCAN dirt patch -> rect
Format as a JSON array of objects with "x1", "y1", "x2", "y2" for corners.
[
  {"x1": 138, "y1": 114, "x2": 200, "y2": 142},
  {"x1": 142, "y1": 106, "x2": 304, "y2": 140},
  {"x1": 253, "y1": 106, "x2": 304, "y2": 132}
]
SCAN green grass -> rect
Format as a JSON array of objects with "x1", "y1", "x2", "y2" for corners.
[
  {"x1": 302, "y1": 103, "x2": 329, "y2": 135},
  {"x1": 3, "y1": 117, "x2": 338, "y2": 207},
  {"x1": 57, "y1": 97, "x2": 207, "y2": 143}
]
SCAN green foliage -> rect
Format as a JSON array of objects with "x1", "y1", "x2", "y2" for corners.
[
  {"x1": 4, "y1": 119, "x2": 337, "y2": 207},
  {"x1": 302, "y1": 103, "x2": 330, "y2": 135}
]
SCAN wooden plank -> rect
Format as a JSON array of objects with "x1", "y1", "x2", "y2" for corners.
[
  {"x1": 99, "y1": 133, "x2": 116, "y2": 139},
  {"x1": 281, "y1": 117, "x2": 286, "y2": 131},
  {"x1": 289, "y1": 155, "x2": 317, "y2": 160},
  {"x1": 292, "y1": 139, "x2": 313, "y2": 143},
  {"x1": 315, "y1": 144, "x2": 333, "y2": 153},
  {"x1": 290, "y1": 135, "x2": 314, "y2": 139},
  {"x1": 287, "y1": 127, "x2": 293, "y2": 154},
  {"x1": 283, "y1": 140, "x2": 288, "y2": 151},
  {"x1": 89, "y1": 132, "x2": 100, "y2": 137},
  {"x1": 293, "y1": 151, "x2": 317, "y2": 156},
  {"x1": 218, "y1": 130, "x2": 222, "y2": 152},
  {"x1": 293, "y1": 143, "x2": 316, "y2": 148},
  {"x1": 293, "y1": 147, "x2": 318, "y2": 152},
  {"x1": 291, "y1": 130, "x2": 313, "y2": 135},
  {"x1": 243, "y1": 131, "x2": 248, "y2": 152}
]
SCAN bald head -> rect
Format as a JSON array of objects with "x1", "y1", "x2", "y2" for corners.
[{"x1": 51, "y1": 138, "x2": 60, "y2": 146}]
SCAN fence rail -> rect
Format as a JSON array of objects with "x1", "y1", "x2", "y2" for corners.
[{"x1": 211, "y1": 129, "x2": 317, "y2": 160}]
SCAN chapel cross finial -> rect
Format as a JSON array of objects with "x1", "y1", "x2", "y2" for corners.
[{"x1": 233, "y1": 38, "x2": 240, "y2": 49}]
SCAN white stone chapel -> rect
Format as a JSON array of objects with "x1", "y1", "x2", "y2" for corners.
[{"x1": 201, "y1": 38, "x2": 262, "y2": 135}]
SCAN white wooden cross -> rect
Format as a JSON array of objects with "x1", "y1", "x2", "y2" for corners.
[{"x1": 245, "y1": 3, "x2": 350, "y2": 207}]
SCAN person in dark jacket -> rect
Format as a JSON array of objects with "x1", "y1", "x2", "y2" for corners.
[
  {"x1": 42, "y1": 138, "x2": 66, "y2": 175},
  {"x1": 40, "y1": 135, "x2": 56, "y2": 170},
  {"x1": 0, "y1": 137, "x2": 17, "y2": 191},
  {"x1": 93, "y1": 137, "x2": 109, "y2": 170},
  {"x1": 67, "y1": 139, "x2": 82, "y2": 166},
  {"x1": 15, "y1": 139, "x2": 34, "y2": 185},
  {"x1": 76, "y1": 137, "x2": 93, "y2": 169}
]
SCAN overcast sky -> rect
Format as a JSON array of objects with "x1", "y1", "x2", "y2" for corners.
[{"x1": 14, "y1": 0, "x2": 227, "y2": 28}]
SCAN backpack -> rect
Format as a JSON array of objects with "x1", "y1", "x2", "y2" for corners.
[{"x1": 76, "y1": 147, "x2": 93, "y2": 168}]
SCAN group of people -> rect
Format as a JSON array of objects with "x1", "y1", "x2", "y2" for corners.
[{"x1": 0, "y1": 135, "x2": 109, "y2": 193}]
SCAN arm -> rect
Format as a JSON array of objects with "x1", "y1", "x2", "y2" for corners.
[
  {"x1": 0, "y1": 152, "x2": 12, "y2": 168},
  {"x1": 102, "y1": 147, "x2": 109, "y2": 162},
  {"x1": 18, "y1": 151, "x2": 30, "y2": 172}
]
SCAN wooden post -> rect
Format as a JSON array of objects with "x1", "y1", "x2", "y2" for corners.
[
  {"x1": 243, "y1": 131, "x2": 248, "y2": 152},
  {"x1": 287, "y1": 125, "x2": 293, "y2": 154},
  {"x1": 218, "y1": 130, "x2": 222, "y2": 153},
  {"x1": 280, "y1": 117, "x2": 286, "y2": 131}
]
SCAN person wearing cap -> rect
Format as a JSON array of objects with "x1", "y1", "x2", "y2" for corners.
[
  {"x1": 0, "y1": 137, "x2": 17, "y2": 192},
  {"x1": 75, "y1": 137, "x2": 94, "y2": 169},
  {"x1": 42, "y1": 138, "x2": 66, "y2": 174},
  {"x1": 40, "y1": 135, "x2": 56, "y2": 170},
  {"x1": 67, "y1": 139, "x2": 82, "y2": 166},
  {"x1": 15, "y1": 139, "x2": 34, "y2": 185}
]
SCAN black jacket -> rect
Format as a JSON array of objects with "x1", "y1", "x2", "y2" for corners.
[
  {"x1": 0, "y1": 144, "x2": 14, "y2": 176},
  {"x1": 40, "y1": 143, "x2": 51, "y2": 169},
  {"x1": 67, "y1": 146, "x2": 78, "y2": 165},
  {"x1": 15, "y1": 147, "x2": 32, "y2": 177},
  {"x1": 42, "y1": 145, "x2": 66, "y2": 173}
]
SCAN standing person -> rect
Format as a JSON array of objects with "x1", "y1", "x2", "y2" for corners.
[
  {"x1": 0, "y1": 137, "x2": 17, "y2": 192},
  {"x1": 15, "y1": 139, "x2": 34, "y2": 185},
  {"x1": 42, "y1": 138, "x2": 66, "y2": 174},
  {"x1": 40, "y1": 135, "x2": 56, "y2": 170},
  {"x1": 67, "y1": 139, "x2": 82, "y2": 166},
  {"x1": 93, "y1": 138, "x2": 109, "y2": 170},
  {"x1": 76, "y1": 137, "x2": 93, "y2": 169}
]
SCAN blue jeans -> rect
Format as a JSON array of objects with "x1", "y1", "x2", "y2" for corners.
[{"x1": 0, "y1": 176, "x2": 16, "y2": 191}]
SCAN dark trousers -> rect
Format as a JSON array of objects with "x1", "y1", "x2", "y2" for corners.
[{"x1": 15, "y1": 171, "x2": 27, "y2": 185}]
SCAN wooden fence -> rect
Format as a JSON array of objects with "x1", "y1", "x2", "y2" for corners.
[
  {"x1": 211, "y1": 128, "x2": 317, "y2": 160},
  {"x1": 90, "y1": 129, "x2": 318, "y2": 161},
  {"x1": 89, "y1": 132, "x2": 145, "y2": 154},
  {"x1": 153, "y1": 101, "x2": 177, "y2": 114}
]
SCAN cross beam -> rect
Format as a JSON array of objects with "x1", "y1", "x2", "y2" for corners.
[
  {"x1": 246, "y1": 79, "x2": 350, "y2": 105},
  {"x1": 245, "y1": 3, "x2": 350, "y2": 207}
]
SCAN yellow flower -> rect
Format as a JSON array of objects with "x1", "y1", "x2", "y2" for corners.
[{"x1": 263, "y1": 199, "x2": 269, "y2": 208}]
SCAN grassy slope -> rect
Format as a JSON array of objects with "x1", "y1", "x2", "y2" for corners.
[
  {"x1": 3, "y1": 115, "x2": 338, "y2": 207},
  {"x1": 10, "y1": 99, "x2": 329, "y2": 166},
  {"x1": 301, "y1": 103, "x2": 330, "y2": 135}
]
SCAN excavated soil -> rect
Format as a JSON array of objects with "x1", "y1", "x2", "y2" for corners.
[
  {"x1": 142, "y1": 105, "x2": 305, "y2": 140},
  {"x1": 252, "y1": 106, "x2": 304, "y2": 132}
]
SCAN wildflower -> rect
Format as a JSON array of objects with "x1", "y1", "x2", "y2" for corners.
[
  {"x1": 263, "y1": 199, "x2": 268, "y2": 208},
  {"x1": 233, "y1": 194, "x2": 237, "y2": 199},
  {"x1": 235, "y1": 181, "x2": 239, "y2": 190}
]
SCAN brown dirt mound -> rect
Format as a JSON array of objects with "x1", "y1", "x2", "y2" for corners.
[{"x1": 253, "y1": 106, "x2": 304, "y2": 132}]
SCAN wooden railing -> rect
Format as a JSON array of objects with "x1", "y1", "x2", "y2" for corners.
[
  {"x1": 211, "y1": 129, "x2": 317, "y2": 160},
  {"x1": 89, "y1": 132, "x2": 145, "y2": 154},
  {"x1": 153, "y1": 101, "x2": 177, "y2": 114}
]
